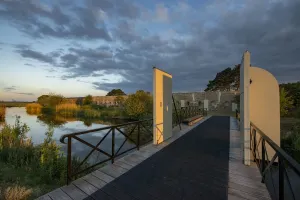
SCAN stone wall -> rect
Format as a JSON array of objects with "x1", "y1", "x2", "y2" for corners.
[{"x1": 173, "y1": 91, "x2": 239, "y2": 112}]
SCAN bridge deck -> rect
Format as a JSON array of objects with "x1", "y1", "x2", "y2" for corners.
[{"x1": 38, "y1": 116, "x2": 270, "y2": 200}]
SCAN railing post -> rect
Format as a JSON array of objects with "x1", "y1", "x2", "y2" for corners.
[
  {"x1": 253, "y1": 129, "x2": 257, "y2": 160},
  {"x1": 112, "y1": 127, "x2": 115, "y2": 164},
  {"x1": 261, "y1": 139, "x2": 265, "y2": 183},
  {"x1": 67, "y1": 136, "x2": 72, "y2": 185},
  {"x1": 279, "y1": 157, "x2": 284, "y2": 200},
  {"x1": 137, "y1": 122, "x2": 140, "y2": 150}
]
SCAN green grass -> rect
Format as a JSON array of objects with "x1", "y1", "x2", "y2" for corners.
[{"x1": 0, "y1": 102, "x2": 30, "y2": 108}]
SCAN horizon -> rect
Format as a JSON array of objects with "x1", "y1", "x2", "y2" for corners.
[{"x1": 1, "y1": 0, "x2": 300, "y2": 101}]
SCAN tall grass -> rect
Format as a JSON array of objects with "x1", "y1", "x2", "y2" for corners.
[
  {"x1": 1, "y1": 185, "x2": 32, "y2": 200},
  {"x1": 26, "y1": 103, "x2": 42, "y2": 115},
  {"x1": 56, "y1": 103, "x2": 79, "y2": 116},
  {"x1": 0, "y1": 116, "x2": 92, "y2": 198},
  {"x1": 0, "y1": 106, "x2": 5, "y2": 121},
  {"x1": 81, "y1": 108, "x2": 101, "y2": 118}
]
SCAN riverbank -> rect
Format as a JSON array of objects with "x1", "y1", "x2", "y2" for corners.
[
  {"x1": 26, "y1": 103, "x2": 127, "y2": 120},
  {"x1": 0, "y1": 102, "x2": 29, "y2": 108},
  {"x1": 0, "y1": 116, "x2": 102, "y2": 199}
]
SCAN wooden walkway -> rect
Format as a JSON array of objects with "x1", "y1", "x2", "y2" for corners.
[
  {"x1": 37, "y1": 116, "x2": 272, "y2": 200},
  {"x1": 228, "y1": 117, "x2": 271, "y2": 200}
]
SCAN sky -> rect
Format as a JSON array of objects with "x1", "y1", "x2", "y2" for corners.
[{"x1": 0, "y1": 0, "x2": 299, "y2": 101}]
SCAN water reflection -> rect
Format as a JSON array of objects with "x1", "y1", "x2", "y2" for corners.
[
  {"x1": 2, "y1": 107, "x2": 149, "y2": 165},
  {"x1": 2, "y1": 107, "x2": 126, "y2": 145}
]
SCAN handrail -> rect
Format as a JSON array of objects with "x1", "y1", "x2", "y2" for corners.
[
  {"x1": 250, "y1": 122, "x2": 300, "y2": 176},
  {"x1": 61, "y1": 107, "x2": 205, "y2": 184},
  {"x1": 60, "y1": 119, "x2": 152, "y2": 144},
  {"x1": 250, "y1": 122, "x2": 300, "y2": 200},
  {"x1": 61, "y1": 119, "x2": 153, "y2": 184}
]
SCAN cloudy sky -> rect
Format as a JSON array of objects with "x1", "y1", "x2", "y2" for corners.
[{"x1": 0, "y1": 0, "x2": 299, "y2": 101}]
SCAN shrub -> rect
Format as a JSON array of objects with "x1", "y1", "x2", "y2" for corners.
[
  {"x1": 0, "y1": 116, "x2": 30, "y2": 149},
  {"x1": 83, "y1": 95, "x2": 93, "y2": 105},
  {"x1": 124, "y1": 90, "x2": 152, "y2": 119}
]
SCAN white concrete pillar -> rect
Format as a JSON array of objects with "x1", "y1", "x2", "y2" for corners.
[
  {"x1": 240, "y1": 51, "x2": 251, "y2": 166},
  {"x1": 203, "y1": 99, "x2": 209, "y2": 111},
  {"x1": 232, "y1": 103, "x2": 237, "y2": 112}
]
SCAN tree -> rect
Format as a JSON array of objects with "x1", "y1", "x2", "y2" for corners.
[
  {"x1": 205, "y1": 64, "x2": 240, "y2": 91},
  {"x1": 37, "y1": 95, "x2": 50, "y2": 106},
  {"x1": 124, "y1": 90, "x2": 152, "y2": 119},
  {"x1": 83, "y1": 95, "x2": 93, "y2": 105},
  {"x1": 280, "y1": 88, "x2": 294, "y2": 117},
  {"x1": 106, "y1": 89, "x2": 126, "y2": 96},
  {"x1": 37, "y1": 93, "x2": 64, "y2": 108},
  {"x1": 280, "y1": 82, "x2": 300, "y2": 108}
]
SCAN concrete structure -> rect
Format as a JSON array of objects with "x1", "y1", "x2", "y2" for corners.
[
  {"x1": 240, "y1": 51, "x2": 280, "y2": 165},
  {"x1": 240, "y1": 51, "x2": 251, "y2": 165},
  {"x1": 232, "y1": 103, "x2": 237, "y2": 112},
  {"x1": 204, "y1": 99, "x2": 209, "y2": 111},
  {"x1": 65, "y1": 96, "x2": 127, "y2": 107},
  {"x1": 249, "y1": 66, "x2": 280, "y2": 160},
  {"x1": 173, "y1": 91, "x2": 238, "y2": 112},
  {"x1": 153, "y1": 67, "x2": 173, "y2": 145}
]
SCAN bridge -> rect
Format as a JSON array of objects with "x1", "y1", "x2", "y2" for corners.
[{"x1": 37, "y1": 52, "x2": 300, "y2": 200}]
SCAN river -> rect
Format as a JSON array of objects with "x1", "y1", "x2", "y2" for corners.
[{"x1": 1, "y1": 107, "x2": 136, "y2": 162}]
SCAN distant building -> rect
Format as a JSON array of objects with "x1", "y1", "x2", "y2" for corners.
[{"x1": 65, "y1": 96, "x2": 128, "y2": 107}]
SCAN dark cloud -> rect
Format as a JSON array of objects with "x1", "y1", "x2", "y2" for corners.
[
  {"x1": 16, "y1": 49, "x2": 55, "y2": 64},
  {"x1": 2, "y1": 86, "x2": 34, "y2": 96},
  {"x1": 3, "y1": 86, "x2": 17, "y2": 92},
  {"x1": 24, "y1": 63, "x2": 34, "y2": 67},
  {"x1": 117, "y1": 0, "x2": 141, "y2": 19},
  {"x1": 7, "y1": 0, "x2": 300, "y2": 93},
  {"x1": 13, "y1": 92, "x2": 34, "y2": 96},
  {"x1": 0, "y1": 0, "x2": 111, "y2": 41}
]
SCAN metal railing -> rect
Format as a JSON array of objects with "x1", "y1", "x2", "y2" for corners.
[
  {"x1": 60, "y1": 119, "x2": 153, "y2": 184},
  {"x1": 179, "y1": 106, "x2": 207, "y2": 121},
  {"x1": 250, "y1": 122, "x2": 300, "y2": 200}
]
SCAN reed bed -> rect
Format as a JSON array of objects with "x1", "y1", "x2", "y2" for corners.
[
  {"x1": 55, "y1": 103, "x2": 79, "y2": 116},
  {"x1": 26, "y1": 103, "x2": 42, "y2": 115},
  {"x1": 0, "y1": 106, "x2": 6, "y2": 121}
]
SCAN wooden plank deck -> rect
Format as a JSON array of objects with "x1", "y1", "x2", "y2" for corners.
[
  {"x1": 86, "y1": 116, "x2": 230, "y2": 200},
  {"x1": 37, "y1": 116, "x2": 271, "y2": 200},
  {"x1": 37, "y1": 117, "x2": 211, "y2": 200},
  {"x1": 228, "y1": 117, "x2": 271, "y2": 200}
]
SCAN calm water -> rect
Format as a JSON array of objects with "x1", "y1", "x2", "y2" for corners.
[{"x1": 1, "y1": 107, "x2": 135, "y2": 162}]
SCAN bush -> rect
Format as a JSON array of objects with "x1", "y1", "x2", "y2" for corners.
[{"x1": 124, "y1": 90, "x2": 152, "y2": 119}]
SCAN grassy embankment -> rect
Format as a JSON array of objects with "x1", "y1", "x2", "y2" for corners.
[
  {"x1": 0, "y1": 102, "x2": 29, "y2": 108},
  {"x1": 281, "y1": 117, "x2": 300, "y2": 162},
  {"x1": 0, "y1": 116, "x2": 94, "y2": 200},
  {"x1": 26, "y1": 102, "x2": 124, "y2": 119}
]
